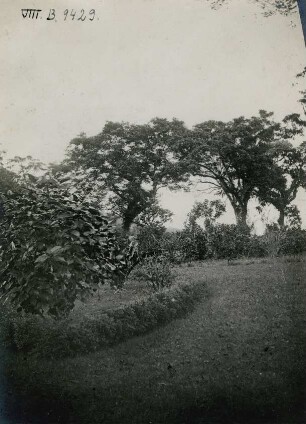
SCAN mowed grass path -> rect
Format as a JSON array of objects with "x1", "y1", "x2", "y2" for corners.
[{"x1": 5, "y1": 257, "x2": 306, "y2": 424}]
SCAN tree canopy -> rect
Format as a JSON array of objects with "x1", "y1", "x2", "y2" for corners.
[
  {"x1": 174, "y1": 111, "x2": 303, "y2": 227},
  {"x1": 0, "y1": 108, "x2": 305, "y2": 317},
  {"x1": 256, "y1": 139, "x2": 306, "y2": 226},
  {"x1": 64, "y1": 118, "x2": 188, "y2": 231},
  {"x1": 185, "y1": 199, "x2": 226, "y2": 230}
]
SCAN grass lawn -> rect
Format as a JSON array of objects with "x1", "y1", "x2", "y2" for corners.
[{"x1": 2, "y1": 256, "x2": 306, "y2": 424}]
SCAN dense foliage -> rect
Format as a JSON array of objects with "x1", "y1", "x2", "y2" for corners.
[
  {"x1": 0, "y1": 176, "x2": 126, "y2": 318},
  {"x1": 55, "y1": 111, "x2": 305, "y2": 231},
  {"x1": 0, "y1": 107, "x2": 305, "y2": 318},
  {"x1": 137, "y1": 224, "x2": 306, "y2": 265},
  {"x1": 132, "y1": 255, "x2": 175, "y2": 291},
  {"x1": 174, "y1": 111, "x2": 304, "y2": 226},
  {"x1": 256, "y1": 139, "x2": 306, "y2": 226},
  {"x1": 64, "y1": 119, "x2": 188, "y2": 231}
]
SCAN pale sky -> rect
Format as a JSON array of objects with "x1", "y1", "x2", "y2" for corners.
[{"x1": 0, "y1": 0, "x2": 305, "y2": 230}]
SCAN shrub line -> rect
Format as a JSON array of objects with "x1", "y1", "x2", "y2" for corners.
[{"x1": 3, "y1": 281, "x2": 206, "y2": 359}]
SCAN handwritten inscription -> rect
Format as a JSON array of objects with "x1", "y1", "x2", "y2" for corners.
[
  {"x1": 21, "y1": 9, "x2": 97, "y2": 22},
  {"x1": 21, "y1": 9, "x2": 42, "y2": 19}
]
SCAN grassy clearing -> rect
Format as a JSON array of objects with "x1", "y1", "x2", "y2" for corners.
[{"x1": 3, "y1": 256, "x2": 306, "y2": 424}]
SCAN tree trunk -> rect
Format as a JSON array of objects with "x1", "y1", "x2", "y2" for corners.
[
  {"x1": 122, "y1": 215, "x2": 134, "y2": 232},
  {"x1": 233, "y1": 205, "x2": 248, "y2": 228},
  {"x1": 122, "y1": 202, "x2": 143, "y2": 232},
  {"x1": 277, "y1": 208, "x2": 285, "y2": 227}
]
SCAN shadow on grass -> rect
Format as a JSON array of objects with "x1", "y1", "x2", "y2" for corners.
[
  {"x1": 3, "y1": 373, "x2": 306, "y2": 424},
  {"x1": 176, "y1": 383, "x2": 306, "y2": 424}
]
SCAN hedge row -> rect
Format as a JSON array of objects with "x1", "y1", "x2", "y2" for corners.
[{"x1": 2, "y1": 281, "x2": 206, "y2": 359}]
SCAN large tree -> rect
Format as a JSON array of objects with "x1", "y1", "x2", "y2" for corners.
[
  {"x1": 63, "y1": 118, "x2": 188, "y2": 232},
  {"x1": 174, "y1": 111, "x2": 299, "y2": 227},
  {"x1": 257, "y1": 139, "x2": 306, "y2": 226}
]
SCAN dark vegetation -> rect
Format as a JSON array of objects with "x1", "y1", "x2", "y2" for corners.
[
  {"x1": 2, "y1": 257, "x2": 306, "y2": 424},
  {"x1": 0, "y1": 108, "x2": 305, "y2": 318}
]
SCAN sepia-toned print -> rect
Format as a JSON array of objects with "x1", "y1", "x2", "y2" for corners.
[{"x1": 0, "y1": 1, "x2": 305, "y2": 423}]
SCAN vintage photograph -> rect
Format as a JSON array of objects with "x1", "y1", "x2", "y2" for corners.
[{"x1": 0, "y1": 1, "x2": 306, "y2": 423}]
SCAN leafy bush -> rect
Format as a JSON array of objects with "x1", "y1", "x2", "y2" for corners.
[
  {"x1": 260, "y1": 228, "x2": 286, "y2": 257},
  {"x1": 110, "y1": 232, "x2": 140, "y2": 289},
  {"x1": 246, "y1": 234, "x2": 267, "y2": 258},
  {"x1": 3, "y1": 281, "x2": 205, "y2": 359},
  {"x1": 179, "y1": 226, "x2": 208, "y2": 262},
  {"x1": 0, "y1": 176, "x2": 125, "y2": 318},
  {"x1": 206, "y1": 224, "x2": 251, "y2": 260},
  {"x1": 135, "y1": 224, "x2": 166, "y2": 258},
  {"x1": 156, "y1": 231, "x2": 185, "y2": 264},
  {"x1": 178, "y1": 199, "x2": 226, "y2": 261},
  {"x1": 279, "y1": 228, "x2": 306, "y2": 255},
  {"x1": 134, "y1": 224, "x2": 306, "y2": 266},
  {"x1": 132, "y1": 255, "x2": 175, "y2": 291},
  {"x1": 256, "y1": 228, "x2": 306, "y2": 258}
]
